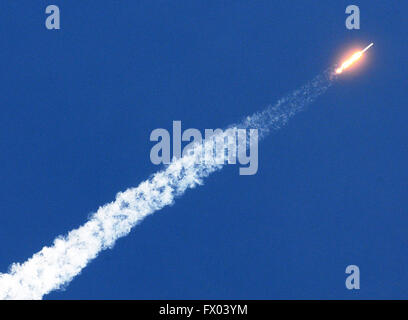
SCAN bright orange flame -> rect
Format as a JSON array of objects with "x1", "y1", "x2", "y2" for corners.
[{"x1": 335, "y1": 51, "x2": 364, "y2": 74}]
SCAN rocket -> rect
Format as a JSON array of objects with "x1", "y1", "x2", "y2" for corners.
[
  {"x1": 361, "y1": 43, "x2": 374, "y2": 53},
  {"x1": 335, "y1": 43, "x2": 374, "y2": 74}
]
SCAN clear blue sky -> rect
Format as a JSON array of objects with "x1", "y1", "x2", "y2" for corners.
[{"x1": 0, "y1": 1, "x2": 407, "y2": 299}]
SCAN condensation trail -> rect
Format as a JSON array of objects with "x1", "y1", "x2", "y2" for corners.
[
  {"x1": 0, "y1": 68, "x2": 334, "y2": 300},
  {"x1": 238, "y1": 68, "x2": 333, "y2": 139}
]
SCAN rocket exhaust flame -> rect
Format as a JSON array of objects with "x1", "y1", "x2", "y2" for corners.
[{"x1": 335, "y1": 43, "x2": 373, "y2": 74}]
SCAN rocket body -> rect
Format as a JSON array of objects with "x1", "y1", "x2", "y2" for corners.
[{"x1": 361, "y1": 43, "x2": 374, "y2": 53}]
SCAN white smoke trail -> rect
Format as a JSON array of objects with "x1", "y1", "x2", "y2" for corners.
[{"x1": 0, "y1": 69, "x2": 333, "y2": 300}]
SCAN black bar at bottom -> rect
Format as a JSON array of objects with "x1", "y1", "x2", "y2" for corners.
[{"x1": 0, "y1": 300, "x2": 403, "y2": 318}]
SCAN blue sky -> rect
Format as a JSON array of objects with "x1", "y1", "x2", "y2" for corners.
[{"x1": 0, "y1": 1, "x2": 407, "y2": 299}]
